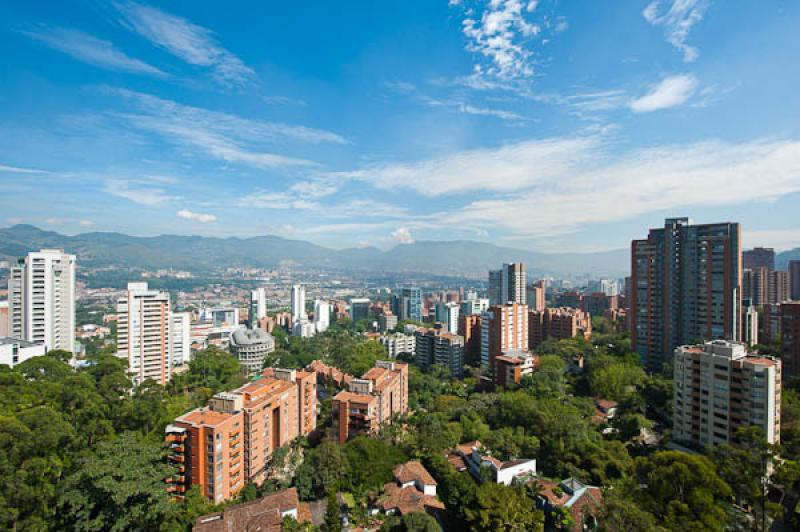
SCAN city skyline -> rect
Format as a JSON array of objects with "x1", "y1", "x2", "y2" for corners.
[{"x1": 1, "y1": 1, "x2": 800, "y2": 253}]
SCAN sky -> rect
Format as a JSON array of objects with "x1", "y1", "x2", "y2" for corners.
[{"x1": 1, "y1": 0, "x2": 799, "y2": 253}]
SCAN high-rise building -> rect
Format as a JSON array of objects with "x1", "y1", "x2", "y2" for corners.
[
  {"x1": 9, "y1": 249, "x2": 76, "y2": 351},
  {"x1": 0, "y1": 301, "x2": 9, "y2": 337},
  {"x1": 481, "y1": 303, "x2": 528, "y2": 371},
  {"x1": 434, "y1": 302, "x2": 460, "y2": 333},
  {"x1": 790, "y1": 260, "x2": 800, "y2": 301},
  {"x1": 525, "y1": 280, "x2": 546, "y2": 312},
  {"x1": 488, "y1": 263, "x2": 526, "y2": 306},
  {"x1": 673, "y1": 341, "x2": 781, "y2": 447},
  {"x1": 250, "y1": 288, "x2": 267, "y2": 326},
  {"x1": 744, "y1": 306, "x2": 759, "y2": 347},
  {"x1": 291, "y1": 285, "x2": 306, "y2": 322},
  {"x1": 460, "y1": 298, "x2": 489, "y2": 317},
  {"x1": 458, "y1": 314, "x2": 482, "y2": 366},
  {"x1": 743, "y1": 267, "x2": 790, "y2": 306},
  {"x1": 528, "y1": 307, "x2": 592, "y2": 349},
  {"x1": 781, "y1": 302, "x2": 800, "y2": 377},
  {"x1": 630, "y1": 218, "x2": 742, "y2": 372},
  {"x1": 392, "y1": 288, "x2": 422, "y2": 322},
  {"x1": 414, "y1": 328, "x2": 465, "y2": 378},
  {"x1": 171, "y1": 312, "x2": 192, "y2": 367},
  {"x1": 379, "y1": 332, "x2": 415, "y2": 358},
  {"x1": 378, "y1": 313, "x2": 398, "y2": 332},
  {"x1": 349, "y1": 298, "x2": 371, "y2": 323},
  {"x1": 165, "y1": 368, "x2": 316, "y2": 503},
  {"x1": 743, "y1": 247, "x2": 775, "y2": 271},
  {"x1": 314, "y1": 299, "x2": 331, "y2": 333},
  {"x1": 117, "y1": 282, "x2": 172, "y2": 385},
  {"x1": 332, "y1": 361, "x2": 408, "y2": 443}
]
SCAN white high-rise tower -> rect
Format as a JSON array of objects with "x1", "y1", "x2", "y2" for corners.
[
  {"x1": 116, "y1": 282, "x2": 172, "y2": 385},
  {"x1": 291, "y1": 284, "x2": 307, "y2": 321}
]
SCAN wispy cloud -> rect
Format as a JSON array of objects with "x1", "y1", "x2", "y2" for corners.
[
  {"x1": 104, "y1": 179, "x2": 174, "y2": 205},
  {"x1": 389, "y1": 227, "x2": 415, "y2": 244},
  {"x1": 643, "y1": 0, "x2": 710, "y2": 62},
  {"x1": 79, "y1": 220, "x2": 94, "y2": 228},
  {"x1": 745, "y1": 228, "x2": 800, "y2": 251},
  {"x1": 630, "y1": 74, "x2": 698, "y2": 112},
  {"x1": 115, "y1": 1, "x2": 253, "y2": 86},
  {"x1": 0, "y1": 163, "x2": 53, "y2": 174},
  {"x1": 239, "y1": 191, "x2": 318, "y2": 210},
  {"x1": 177, "y1": 209, "x2": 216, "y2": 223},
  {"x1": 108, "y1": 88, "x2": 346, "y2": 168},
  {"x1": 20, "y1": 27, "x2": 165, "y2": 77}
]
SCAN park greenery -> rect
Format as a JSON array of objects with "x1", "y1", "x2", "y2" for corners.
[{"x1": 2, "y1": 316, "x2": 800, "y2": 530}]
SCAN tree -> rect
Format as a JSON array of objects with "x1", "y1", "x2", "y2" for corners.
[
  {"x1": 324, "y1": 490, "x2": 342, "y2": 532},
  {"x1": 295, "y1": 439, "x2": 350, "y2": 500},
  {"x1": 58, "y1": 432, "x2": 176, "y2": 531},
  {"x1": 464, "y1": 483, "x2": 544, "y2": 532},
  {"x1": 380, "y1": 511, "x2": 440, "y2": 532},
  {"x1": 343, "y1": 437, "x2": 406, "y2": 494}
]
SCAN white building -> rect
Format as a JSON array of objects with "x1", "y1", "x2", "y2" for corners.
[
  {"x1": 9, "y1": 249, "x2": 76, "y2": 351},
  {"x1": 201, "y1": 307, "x2": 239, "y2": 327},
  {"x1": 291, "y1": 284, "x2": 307, "y2": 321},
  {"x1": 292, "y1": 320, "x2": 316, "y2": 338},
  {"x1": 314, "y1": 299, "x2": 331, "y2": 333},
  {"x1": 116, "y1": 282, "x2": 172, "y2": 385},
  {"x1": 250, "y1": 288, "x2": 267, "y2": 323},
  {"x1": 380, "y1": 333, "x2": 416, "y2": 358},
  {"x1": 456, "y1": 441, "x2": 537, "y2": 485},
  {"x1": 435, "y1": 302, "x2": 460, "y2": 334},
  {"x1": 745, "y1": 306, "x2": 759, "y2": 347},
  {"x1": 171, "y1": 312, "x2": 192, "y2": 367},
  {"x1": 0, "y1": 337, "x2": 46, "y2": 367},
  {"x1": 460, "y1": 298, "x2": 489, "y2": 317}
]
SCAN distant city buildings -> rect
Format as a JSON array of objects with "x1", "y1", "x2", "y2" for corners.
[
  {"x1": 526, "y1": 280, "x2": 546, "y2": 312},
  {"x1": 332, "y1": 361, "x2": 408, "y2": 443},
  {"x1": 291, "y1": 284, "x2": 306, "y2": 322},
  {"x1": 743, "y1": 247, "x2": 775, "y2": 271},
  {"x1": 743, "y1": 267, "x2": 790, "y2": 306},
  {"x1": 458, "y1": 313, "x2": 482, "y2": 365},
  {"x1": 488, "y1": 263, "x2": 526, "y2": 306},
  {"x1": 392, "y1": 288, "x2": 422, "y2": 322},
  {"x1": 631, "y1": 218, "x2": 742, "y2": 372},
  {"x1": 313, "y1": 299, "x2": 331, "y2": 333},
  {"x1": 379, "y1": 332, "x2": 415, "y2": 358},
  {"x1": 782, "y1": 302, "x2": 800, "y2": 377},
  {"x1": 165, "y1": 368, "x2": 317, "y2": 503},
  {"x1": 460, "y1": 298, "x2": 489, "y2": 317},
  {"x1": 790, "y1": 260, "x2": 800, "y2": 301},
  {"x1": 249, "y1": 287, "x2": 267, "y2": 325},
  {"x1": 378, "y1": 312, "x2": 398, "y2": 332},
  {"x1": 434, "y1": 302, "x2": 460, "y2": 333},
  {"x1": 171, "y1": 312, "x2": 192, "y2": 367},
  {"x1": 350, "y1": 297, "x2": 371, "y2": 323},
  {"x1": 9, "y1": 249, "x2": 76, "y2": 351},
  {"x1": 673, "y1": 340, "x2": 781, "y2": 447},
  {"x1": 528, "y1": 307, "x2": 591, "y2": 349}
]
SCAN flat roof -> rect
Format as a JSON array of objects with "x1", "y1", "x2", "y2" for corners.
[{"x1": 0, "y1": 336, "x2": 42, "y2": 348}]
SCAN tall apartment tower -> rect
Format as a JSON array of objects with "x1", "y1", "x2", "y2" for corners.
[
  {"x1": 434, "y1": 302, "x2": 460, "y2": 333},
  {"x1": 790, "y1": 260, "x2": 800, "y2": 301},
  {"x1": 314, "y1": 299, "x2": 331, "y2": 333},
  {"x1": 630, "y1": 218, "x2": 742, "y2": 372},
  {"x1": 8, "y1": 249, "x2": 76, "y2": 351},
  {"x1": 171, "y1": 312, "x2": 192, "y2": 367},
  {"x1": 781, "y1": 302, "x2": 800, "y2": 377},
  {"x1": 291, "y1": 284, "x2": 306, "y2": 322},
  {"x1": 488, "y1": 263, "x2": 526, "y2": 306},
  {"x1": 743, "y1": 247, "x2": 775, "y2": 271},
  {"x1": 392, "y1": 287, "x2": 422, "y2": 322},
  {"x1": 481, "y1": 303, "x2": 528, "y2": 371},
  {"x1": 526, "y1": 280, "x2": 546, "y2": 312},
  {"x1": 673, "y1": 341, "x2": 781, "y2": 447},
  {"x1": 250, "y1": 288, "x2": 267, "y2": 326},
  {"x1": 117, "y1": 282, "x2": 172, "y2": 385},
  {"x1": 743, "y1": 268, "x2": 789, "y2": 306}
]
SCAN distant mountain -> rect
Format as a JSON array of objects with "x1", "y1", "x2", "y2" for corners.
[
  {"x1": 0, "y1": 225, "x2": 629, "y2": 277},
  {"x1": 777, "y1": 248, "x2": 800, "y2": 270}
]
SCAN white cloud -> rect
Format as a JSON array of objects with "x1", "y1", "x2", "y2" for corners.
[
  {"x1": 20, "y1": 27, "x2": 165, "y2": 76},
  {"x1": 629, "y1": 74, "x2": 698, "y2": 112},
  {"x1": 390, "y1": 227, "x2": 415, "y2": 244},
  {"x1": 7, "y1": 217, "x2": 24, "y2": 225},
  {"x1": 79, "y1": 220, "x2": 94, "y2": 227},
  {"x1": 643, "y1": 0, "x2": 710, "y2": 62},
  {"x1": 177, "y1": 209, "x2": 216, "y2": 223},
  {"x1": 240, "y1": 191, "x2": 318, "y2": 210},
  {"x1": 386, "y1": 80, "x2": 527, "y2": 121},
  {"x1": 45, "y1": 217, "x2": 64, "y2": 225},
  {"x1": 0, "y1": 163, "x2": 52, "y2": 174},
  {"x1": 115, "y1": 1, "x2": 253, "y2": 86},
  {"x1": 104, "y1": 179, "x2": 174, "y2": 205},
  {"x1": 744, "y1": 228, "x2": 800, "y2": 251},
  {"x1": 109, "y1": 89, "x2": 346, "y2": 168}
]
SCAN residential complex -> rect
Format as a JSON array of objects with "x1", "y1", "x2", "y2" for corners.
[
  {"x1": 379, "y1": 332, "x2": 415, "y2": 358},
  {"x1": 631, "y1": 218, "x2": 742, "y2": 371},
  {"x1": 743, "y1": 267, "x2": 790, "y2": 306},
  {"x1": 743, "y1": 247, "x2": 775, "y2": 271},
  {"x1": 392, "y1": 287, "x2": 422, "y2": 321},
  {"x1": 481, "y1": 303, "x2": 528, "y2": 371},
  {"x1": 526, "y1": 280, "x2": 546, "y2": 312},
  {"x1": 673, "y1": 340, "x2": 781, "y2": 447},
  {"x1": 332, "y1": 361, "x2": 408, "y2": 443},
  {"x1": 791, "y1": 260, "x2": 800, "y2": 301},
  {"x1": 782, "y1": 302, "x2": 800, "y2": 377},
  {"x1": 116, "y1": 282, "x2": 173, "y2": 385},
  {"x1": 528, "y1": 307, "x2": 592, "y2": 349},
  {"x1": 165, "y1": 368, "x2": 317, "y2": 503},
  {"x1": 488, "y1": 262, "x2": 526, "y2": 306},
  {"x1": 414, "y1": 328, "x2": 465, "y2": 378},
  {"x1": 9, "y1": 249, "x2": 76, "y2": 351}
]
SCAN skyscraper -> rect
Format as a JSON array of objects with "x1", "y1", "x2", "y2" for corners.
[
  {"x1": 781, "y1": 302, "x2": 800, "y2": 377},
  {"x1": 630, "y1": 218, "x2": 742, "y2": 372},
  {"x1": 525, "y1": 280, "x2": 546, "y2": 312},
  {"x1": 250, "y1": 287, "x2": 267, "y2": 325},
  {"x1": 488, "y1": 263, "x2": 526, "y2": 306},
  {"x1": 790, "y1": 260, "x2": 800, "y2": 301},
  {"x1": 392, "y1": 287, "x2": 422, "y2": 321},
  {"x1": 314, "y1": 299, "x2": 331, "y2": 333},
  {"x1": 291, "y1": 284, "x2": 306, "y2": 322},
  {"x1": 9, "y1": 249, "x2": 76, "y2": 351},
  {"x1": 481, "y1": 303, "x2": 528, "y2": 371},
  {"x1": 434, "y1": 302, "x2": 460, "y2": 333},
  {"x1": 743, "y1": 247, "x2": 775, "y2": 271},
  {"x1": 117, "y1": 282, "x2": 172, "y2": 385},
  {"x1": 743, "y1": 267, "x2": 789, "y2": 306},
  {"x1": 171, "y1": 312, "x2": 192, "y2": 367}
]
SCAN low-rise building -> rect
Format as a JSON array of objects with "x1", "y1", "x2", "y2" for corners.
[
  {"x1": 379, "y1": 461, "x2": 444, "y2": 517},
  {"x1": 494, "y1": 350, "x2": 538, "y2": 387},
  {"x1": 193, "y1": 487, "x2": 311, "y2": 532},
  {"x1": 378, "y1": 313, "x2": 398, "y2": 333},
  {"x1": 536, "y1": 478, "x2": 604, "y2": 532},
  {"x1": 332, "y1": 361, "x2": 408, "y2": 443},
  {"x1": 380, "y1": 332, "x2": 416, "y2": 358},
  {"x1": 447, "y1": 440, "x2": 536, "y2": 485},
  {"x1": 0, "y1": 337, "x2": 46, "y2": 367}
]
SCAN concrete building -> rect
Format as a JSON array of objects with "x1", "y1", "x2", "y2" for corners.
[
  {"x1": 790, "y1": 260, "x2": 800, "y2": 301},
  {"x1": 673, "y1": 340, "x2": 781, "y2": 447},
  {"x1": 743, "y1": 247, "x2": 775, "y2": 271},
  {"x1": 495, "y1": 350, "x2": 538, "y2": 387},
  {"x1": 0, "y1": 301, "x2": 8, "y2": 337},
  {"x1": 9, "y1": 249, "x2": 76, "y2": 351},
  {"x1": 349, "y1": 298, "x2": 371, "y2": 323},
  {"x1": 165, "y1": 368, "x2": 316, "y2": 503},
  {"x1": 743, "y1": 267, "x2": 790, "y2": 306},
  {"x1": 481, "y1": 303, "x2": 528, "y2": 372},
  {"x1": 379, "y1": 332, "x2": 415, "y2": 358},
  {"x1": 332, "y1": 361, "x2": 408, "y2": 443},
  {"x1": 744, "y1": 306, "x2": 759, "y2": 347},
  {"x1": 460, "y1": 298, "x2": 489, "y2": 317},
  {"x1": 392, "y1": 288, "x2": 422, "y2": 322},
  {"x1": 313, "y1": 299, "x2": 331, "y2": 333},
  {"x1": 230, "y1": 327, "x2": 276, "y2": 376},
  {"x1": 414, "y1": 328, "x2": 465, "y2": 378},
  {"x1": 378, "y1": 313, "x2": 398, "y2": 332},
  {"x1": 448, "y1": 441, "x2": 536, "y2": 485},
  {"x1": 526, "y1": 280, "x2": 546, "y2": 312},
  {"x1": 488, "y1": 263, "x2": 526, "y2": 306},
  {"x1": 117, "y1": 282, "x2": 172, "y2": 385},
  {"x1": 434, "y1": 302, "x2": 460, "y2": 333},
  {"x1": 631, "y1": 218, "x2": 742, "y2": 372},
  {"x1": 458, "y1": 313, "x2": 482, "y2": 366},
  {"x1": 250, "y1": 288, "x2": 267, "y2": 326},
  {"x1": 781, "y1": 303, "x2": 800, "y2": 377},
  {"x1": 0, "y1": 336, "x2": 46, "y2": 367},
  {"x1": 291, "y1": 284, "x2": 306, "y2": 322},
  {"x1": 529, "y1": 307, "x2": 592, "y2": 349},
  {"x1": 171, "y1": 312, "x2": 192, "y2": 367},
  {"x1": 201, "y1": 307, "x2": 240, "y2": 328},
  {"x1": 291, "y1": 320, "x2": 316, "y2": 338}
]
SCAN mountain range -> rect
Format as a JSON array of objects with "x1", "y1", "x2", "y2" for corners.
[{"x1": 4, "y1": 224, "x2": 794, "y2": 279}]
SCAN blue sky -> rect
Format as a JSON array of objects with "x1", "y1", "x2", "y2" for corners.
[{"x1": 1, "y1": 0, "x2": 799, "y2": 252}]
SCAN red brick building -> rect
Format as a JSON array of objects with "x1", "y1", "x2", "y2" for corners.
[{"x1": 528, "y1": 307, "x2": 592, "y2": 349}]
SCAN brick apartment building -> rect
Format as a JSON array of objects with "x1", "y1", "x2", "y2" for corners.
[
  {"x1": 458, "y1": 313, "x2": 482, "y2": 365},
  {"x1": 481, "y1": 303, "x2": 528, "y2": 372},
  {"x1": 332, "y1": 360, "x2": 408, "y2": 443},
  {"x1": 165, "y1": 368, "x2": 317, "y2": 503},
  {"x1": 528, "y1": 307, "x2": 592, "y2": 349},
  {"x1": 782, "y1": 302, "x2": 800, "y2": 377},
  {"x1": 494, "y1": 350, "x2": 539, "y2": 387}
]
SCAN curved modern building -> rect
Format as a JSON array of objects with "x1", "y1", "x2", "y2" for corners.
[{"x1": 230, "y1": 327, "x2": 275, "y2": 376}]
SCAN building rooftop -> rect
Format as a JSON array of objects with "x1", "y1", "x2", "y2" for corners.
[
  {"x1": 393, "y1": 461, "x2": 437, "y2": 487},
  {"x1": 0, "y1": 336, "x2": 42, "y2": 348},
  {"x1": 230, "y1": 326, "x2": 274, "y2": 346},
  {"x1": 194, "y1": 487, "x2": 308, "y2": 532},
  {"x1": 177, "y1": 408, "x2": 236, "y2": 428}
]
